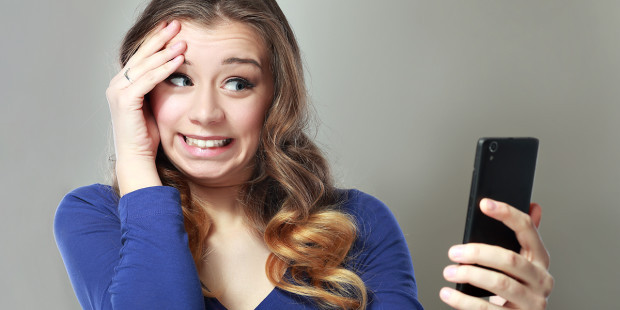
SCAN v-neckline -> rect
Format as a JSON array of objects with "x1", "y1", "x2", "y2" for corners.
[{"x1": 205, "y1": 286, "x2": 278, "y2": 309}]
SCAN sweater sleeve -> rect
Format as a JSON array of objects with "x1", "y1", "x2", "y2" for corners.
[
  {"x1": 54, "y1": 184, "x2": 204, "y2": 310},
  {"x1": 344, "y1": 190, "x2": 424, "y2": 310}
]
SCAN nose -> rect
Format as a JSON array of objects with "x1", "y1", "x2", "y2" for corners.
[{"x1": 188, "y1": 86, "x2": 224, "y2": 125}]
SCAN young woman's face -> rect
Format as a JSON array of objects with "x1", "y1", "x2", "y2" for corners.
[{"x1": 150, "y1": 21, "x2": 274, "y2": 187}]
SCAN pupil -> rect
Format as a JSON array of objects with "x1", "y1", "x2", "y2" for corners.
[{"x1": 236, "y1": 82, "x2": 245, "y2": 90}]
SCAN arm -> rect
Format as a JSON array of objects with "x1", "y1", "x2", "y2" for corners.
[
  {"x1": 345, "y1": 190, "x2": 424, "y2": 310},
  {"x1": 106, "y1": 20, "x2": 186, "y2": 196},
  {"x1": 54, "y1": 185, "x2": 204, "y2": 309},
  {"x1": 55, "y1": 20, "x2": 205, "y2": 310},
  {"x1": 440, "y1": 199, "x2": 554, "y2": 309}
]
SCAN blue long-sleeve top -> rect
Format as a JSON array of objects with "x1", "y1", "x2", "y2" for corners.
[{"x1": 54, "y1": 184, "x2": 424, "y2": 309}]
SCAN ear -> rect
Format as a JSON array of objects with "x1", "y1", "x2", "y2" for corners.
[{"x1": 529, "y1": 203, "x2": 543, "y2": 229}]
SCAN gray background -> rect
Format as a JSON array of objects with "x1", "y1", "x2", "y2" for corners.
[{"x1": 1, "y1": 0, "x2": 618, "y2": 309}]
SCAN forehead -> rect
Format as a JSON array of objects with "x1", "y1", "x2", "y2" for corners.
[{"x1": 167, "y1": 20, "x2": 268, "y2": 65}]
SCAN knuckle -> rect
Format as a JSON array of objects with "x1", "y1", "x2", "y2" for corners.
[
  {"x1": 543, "y1": 274, "x2": 555, "y2": 295},
  {"x1": 520, "y1": 214, "x2": 534, "y2": 229},
  {"x1": 167, "y1": 56, "x2": 181, "y2": 68},
  {"x1": 543, "y1": 249, "x2": 551, "y2": 267},
  {"x1": 533, "y1": 296, "x2": 548, "y2": 310},
  {"x1": 476, "y1": 302, "x2": 490, "y2": 310},
  {"x1": 459, "y1": 265, "x2": 470, "y2": 279},
  {"x1": 105, "y1": 87, "x2": 118, "y2": 103},
  {"x1": 494, "y1": 276, "x2": 511, "y2": 292},
  {"x1": 506, "y1": 251, "x2": 519, "y2": 269},
  {"x1": 460, "y1": 245, "x2": 479, "y2": 262},
  {"x1": 107, "y1": 77, "x2": 120, "y2": 91},
  {"x1": 448, "y1": 291, "x2": 461, "y2": 306},
  {"x1": 166, "y1": 44, "x2": 180, "y2": 56},
  {"x1": 511, "y1": 281, "x2": 526, "y2": 297},
  {"x1": 143, "y1": 71, "x2": 158, "y2": 84},
  {"x1": 155, "y1": 29, "x2": 172, "y2": 44}
]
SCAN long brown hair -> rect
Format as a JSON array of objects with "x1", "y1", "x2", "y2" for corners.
[{"x1": 116, "y1": 0, "x2": 366, "y2": 308}]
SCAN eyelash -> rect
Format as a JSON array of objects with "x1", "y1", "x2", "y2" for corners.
[
  {"x1": 165, "y1": 73, "x2": 255, "y2": 91},
  {"x1": 223, "y1": 77, "x2": 255, "y2": 91},
  {"x1": 166, "y1": 73, "x2": 193, "y2": 87}
]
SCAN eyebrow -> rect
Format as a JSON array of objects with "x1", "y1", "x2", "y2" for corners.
[
  {"x1": 223, "y1": 57, "x2": 262, "y2": 70},
  {"x1": 181, "y1": 58, "x2": 262, "y2": 70}
]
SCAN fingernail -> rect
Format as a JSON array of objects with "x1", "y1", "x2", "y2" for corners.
[
  {"x1": 166, "y1": 20, "x2": 177, "y2": 29},
  {"x1": 444, "y1": 266, "x2": 457, "y2": 279},
  {"x1": 484, "y1": 199, "x2": 497, "y2": 210},
  {"x1": 449, "y1": 245, "x2": 464, "y2": 259},
  {"x1": 171, "y1": 41, "x2": 183, "y2": 50},
  {"x1": 440, "y1": 287, "x2": 452, "y2": 300}
]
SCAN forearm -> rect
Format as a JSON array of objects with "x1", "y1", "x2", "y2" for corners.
[{"x1": 109, "y1": 186, "x2": 203, "y2": 309}]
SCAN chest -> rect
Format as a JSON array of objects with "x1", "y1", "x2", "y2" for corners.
[{"x1": 200, "y1": 229, "x2": 275, "y2": 310}]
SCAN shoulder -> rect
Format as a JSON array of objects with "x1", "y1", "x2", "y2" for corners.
[
  {"x1": 337, "y1": 189, "x2": 422, "y2": 307},
  {"x1": 338, "y1": 189, "x2": 401, "y2": 237},
  {"x1": 338, "y1": 188, "x2": 408, "y2": 260}
]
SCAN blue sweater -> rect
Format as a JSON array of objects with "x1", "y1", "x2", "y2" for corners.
[{"x1": 54, "y1": 184, "x2": 424, "y2": 309}]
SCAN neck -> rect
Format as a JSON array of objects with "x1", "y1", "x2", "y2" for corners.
[{"x1": 188, "y1": 183, "x2": 246, "y2": 230}]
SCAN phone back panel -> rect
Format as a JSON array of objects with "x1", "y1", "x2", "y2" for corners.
[{"x1": 457, "y1": 137, "x2": 538, "y2": 297}]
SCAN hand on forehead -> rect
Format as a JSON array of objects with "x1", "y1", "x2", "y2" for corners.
[{"x1": 164, "y1": 20, "x2": 269, "y2": 70}]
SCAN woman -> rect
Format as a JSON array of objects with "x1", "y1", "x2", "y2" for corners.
[{"x1": 54, "y1": 0, "x2": 553, "y2": 309}]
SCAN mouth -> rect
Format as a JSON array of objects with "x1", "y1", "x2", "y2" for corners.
[{"x1": 184, "y1": 136, "x2": 233, "y2": 149}]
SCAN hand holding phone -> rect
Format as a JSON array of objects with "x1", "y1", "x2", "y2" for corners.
[
  {"x1": 457, "y1": 137, "x2": 538, "y2": 297},
  {"x1": 439, "y1": 138, "x2": 554, "y2": 309}
]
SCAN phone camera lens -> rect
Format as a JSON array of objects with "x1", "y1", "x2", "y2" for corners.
[{"x1": 489, "y1": 141, "x2": 499, "y2": 153}]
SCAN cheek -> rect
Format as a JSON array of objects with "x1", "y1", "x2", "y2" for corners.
[
  {"x1": 150, "y1": 89, "x2": 184, "y2": 134},
  {"x1": 229, "y1": 107, "x2": 267, "y2": 157},
  {"x1": 236, "y1": 105, "x2": 268, "y2": 138}
]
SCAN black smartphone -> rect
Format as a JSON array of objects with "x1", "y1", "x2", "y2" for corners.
[{"x1": 456, "y1": 137, "x2": 539, "y2": 297}]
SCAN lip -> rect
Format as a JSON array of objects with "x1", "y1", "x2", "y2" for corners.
[
  {"x1": 178, "y1": 134, "x2": 234, "y2": 158},
  {"x1": 183, "y1": 134, "x2": 230, "y2": 140}
]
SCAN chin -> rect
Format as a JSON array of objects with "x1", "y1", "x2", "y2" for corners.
[{"x1": 174, "y1": 162, "x2": 256, "y2": 189}]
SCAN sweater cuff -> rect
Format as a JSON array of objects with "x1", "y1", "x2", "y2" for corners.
[{"x1": 118, "y1": 186, "x2": 182, "y2": 223}]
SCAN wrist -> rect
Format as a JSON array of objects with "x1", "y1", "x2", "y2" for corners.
[{"x1": 116, "y1": 158, "x2": 162, "y2": 196}]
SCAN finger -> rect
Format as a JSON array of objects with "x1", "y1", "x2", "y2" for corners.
[
  {"x1": 124, "y1": 40, "x2": 187, "y2": 84},
  {"x1": 126, "y1": 20, "x2": 181, "y2": 68},
  {"x1": 489, "y1": 295, "x2": 507, "y2": 306},
  {"x1": 480, "y1": 198, "x2": 549, "y2": 267},
  {"x1": 141, "y1": 21, "x2": 167, "y2": 48},
  {"x1": 440, "y1": 287, "x2": 503, "y2": 310},
  {"x1": 125, "y1": 54, "x2": 184, "y2": 98},
  {"x1": 142, "y1": 98, "x2": 160, "y2": 147},
  {"x1": 529, "y1": 202, "x2": 542, "y2": 228},
  {"x1": 443, "y1": 264, "x2": 535, "y2": 307},
  {"x1": 109, "y1": 22, "x2": 170, "y2": 84},
  {"x1": 448, "y1": 243, "x2": 547, "y2": 289}
]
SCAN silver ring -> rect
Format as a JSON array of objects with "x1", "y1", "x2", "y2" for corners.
[{"x1": 124, "y1": 68, "x2": 133, "y2": 84}]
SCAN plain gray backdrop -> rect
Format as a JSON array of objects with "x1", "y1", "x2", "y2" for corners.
[{"x1": 1, "y1": 0, "x2": 618, "y2": 309}]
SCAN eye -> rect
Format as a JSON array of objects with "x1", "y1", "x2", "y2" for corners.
[
  {"x1": 223, "y1": 78, "x2": 254, "y2": 91},
  {"x1": 166, "y1": 73, "x2": 193, "y2": 87}
]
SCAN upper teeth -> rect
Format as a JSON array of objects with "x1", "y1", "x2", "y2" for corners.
[{"x1": 186, "y1": 137, "x2": 229, "y2": 148}]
